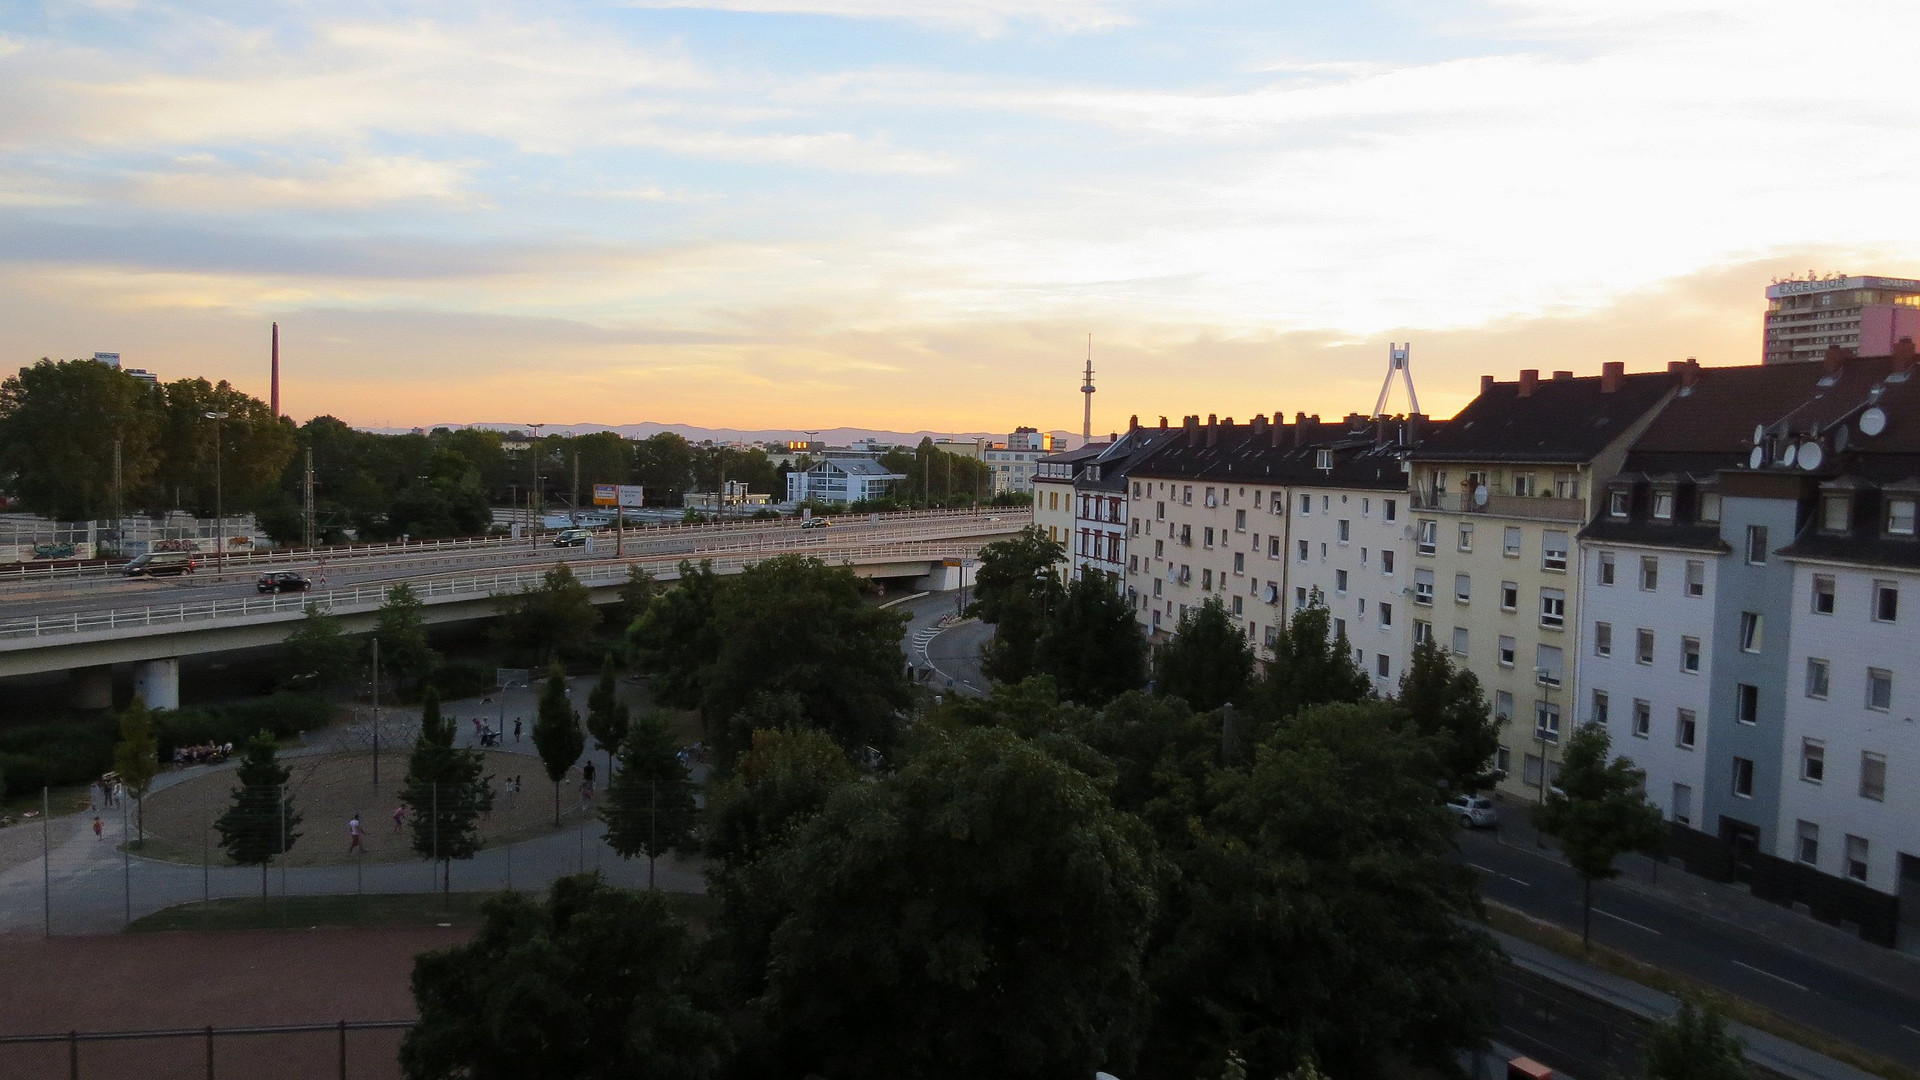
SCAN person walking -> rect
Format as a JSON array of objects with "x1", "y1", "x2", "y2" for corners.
[
  {"x1": 347, "y1": 813, "x2": 364, "y2": 854},
  {"x1": 112, "y1": 780, "x2": 126, "y2": 809},
  {"x1": 93, "y1": 816, "x2": 103, "y2": 840},
  {"x1": 512, "y1": 718, "x2": 522, "y2": 743},
  {"x1": 392, "y1": 805, "x2": 407, "y2": 832}
]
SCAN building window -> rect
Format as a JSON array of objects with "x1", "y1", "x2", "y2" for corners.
[
  {"x1": 1732, "y1": 757, "x2": 1754, "y2": 798},
  {"x1": 1201, "y1": 568, "x2": 1213, "y2": 590},
  {"x1": 1235, "y1": 509, "x2": 1246, "y2": 532},
  {"x1": 1156, "y1": 501, "x2": 1166, "y2": 520},
  {"x1": 1380, "y1": 602, "x2": 1393, "y2": 628},
  {"x1": 1738, "y1": 611, "x2": 1762, "y2": 653},
  {"x1": 1535, "y1": 644, "x2": 1563, "y2": 687},
  {"x1": 1888, "y1": 497, "x2": 1917, "y2": 536},
  {"x1": 1681, "y1": 636, "x2": 1700, "y2": 673},
  {"x1": 1591, "y1": 689, "x2": 1609, "y2": 725},
  {"x1": 1535, "y1": 700, "x2": 1561, "y2": 744},
  {"x1": 1295, "y1": 586, "x2": 1307, "y2": 608},
  {"x1": 1203, "y1": 527, "x2": 1215, "y2": 548},
  {"x1": 1297, "y1": 539, "x2": 1308, "y2": 562},
  {"x1": 1268, "y1": 536, "x2": 1280, "y2": 558},
  {"x1": 1413, "y1": 620, "x2": 1433, "y2": 646},
  {"x1": 1812, "y1": 574, "x2": 1836, "y2": 615},
  {"x1": 1676, "y1": 709, "x2": 1696, "y2": 749},
  {"x1": 1335, "y1": 569, "x2": 1348, "y2": 593},
  {"x1": 1232, "y1": 595, "x2": 1243, "y2": 616},
  {"x1": 1338, "y1": 519, "x2": 1351, "y2": 542},
  {"x1": 1495, "y1": 691, "x2": 1514, "y2": 722},
  {"x1": 1698, "y1": 492, "x2": 1722, "y2": 522},
  {"x1": 1629, "y1": 698, "x2": 1650, "y2": 738},
  {"x1": 1500, "y1": 581, "x2": 1518, "y2": 611},
  {"x1": 1540, "y1": 588, "x2": 1565, "y2": 629},
  {"x1": 1234, "y1": 552, "x2": 1246, "y2": 574},
  {"x1": 1846, "y1": 835, "x2": 1869, "y2": 882},
  {"x1": 1381, "y1": 550, "x2": 1395, "y2": 574},
  {"x1": 1861, "y1": 752, "x2": 1887, "y2": 802},
  {"x1": 1796, "y1": 821, "x2": 1819, "y2": 865},
  {"x1": 1416, "y1": 520, "x2": 1437, "y2": 556},
  {"x1": 1451, "y1": 626, "x2": 1469, "y2": 657},
  {"x1": 1609, "y1": 490, "x2": 1629, "y2": 517},
  {"x1": 1542, "y1": 531, "x2": 1569, "y2": 572},
  {"x1": 1736, "y1": 683, "x2": 1759, "y2": 725},
  {"x1": 1873, "y1": 581, "x2": 1899, "y2": 623},
  {"x1": 1457, "y1": 522, "x2": 1473, "y2": 551},
  {"x1": 1333, "y1": 617, "x2": 1346, "y2": 640},
  {"x1": 1503, "y1": 526, "x2": 1521, "y2": 558},
  {"x1": 1801, "y1": 739, "x2": 1825, "y2": 783},
  {"x1": 1635, "y1": 628, "x2": 1654, "y2": 665},
  {"x1": 1455, "y1": 573, "x2": 1471, "y2": 603},
  {"x1": 1593, "y1": 622, "x2": 1612, "y2": 657},
  {"x1": 1499, "y1": 635, "x2": 1516, "y2": 667},
  {"x1": 1598, "y1": 552, "x2": 1616, "y2": 586},
  {"x1": 1155, "y1": 539, "x2": 1165, "y2": 558},
  {"x1": 1183, "y1": 485, "x2": 1193, "y2": 505},
  {"x1": 1867, "y1": 668, "x2": 1893, "y2": 711},
  {"x1": 1414, "y1": 568, "x2": 1434, "y2": 605},
  {"x1": 1805, "y1": 657, "x2": 1830, "y2": 699},
  {"x1": 1382, "y1": 498, "x2": 1398, "y2": 522},
  {"x1": 1299, "y1": 493, "x2": 1311, "y2": 515},
  {"x1": 1685, "y1": 560, "x2": 1705, "y2": 598},
  {"x1": 1634, "y1": 556, "x2": 1658, "y2": 591},
  {"x1": 1745, "y1": 525, "x2": 1769, "y2": 565},
  {"x1": 1376, "y1": 654, "x2": 1390, "y2": 678},
  {"x1": 1651, "y1": 490, "x2": 1674, "y2": 520},
  {"x1": 1822, "y1": 495, "x2": 1850, "y2": 532},
  {"x1": 1513, "y1": 473, "x2": 1536, "y2": 498},
  {"x1": 1672, "y1": 783, "x2": 1693, "y2": 825}
]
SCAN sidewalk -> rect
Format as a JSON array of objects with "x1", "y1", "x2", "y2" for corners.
[{"x1": 1487, "y1": 797, "x2": 1920, "y2": 999}]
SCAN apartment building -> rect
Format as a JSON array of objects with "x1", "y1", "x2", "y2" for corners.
[
  {"x1": 984, "y1": 427, "x2": 1056, "y2": 495},
  {"x1": 1764, "y1": 275, "x2": 1920, "y2": 364},
  {"x1": 1121, "y1": 412, "x2": 1423, "y2": 686},
  {"x1": 1072, "y1": 422, "x2": 1172, "y2": 585},
  {"x1": 1032, "y1": 442, "x2": 1106, "y2": 578},
  {"x1": 1409, "y1": 364, "x2": 1678, "y2": 801}
]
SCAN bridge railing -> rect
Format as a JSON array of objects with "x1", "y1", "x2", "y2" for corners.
[{"x1": 0, "y1": 542, "x2": 990, "y2": 642}]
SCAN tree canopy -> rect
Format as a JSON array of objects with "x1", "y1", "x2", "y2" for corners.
[
  {"x1": 967, "y1": 526, "x2": 1066, "y2": 684},
  {"x1": 1534, "y1": 723, "x2": 1666, "y2": 945},
  {"x1": 1396, "y1": 638, "x2": 1499, "y2": 792},
  {"x1": 1154, "y1": 596, "x2": 1255, "y2": 712},
  {"x1": 213, "y1": 731, "x2": 302, "y2": 898},
  {"x1": 494, "y1": 563, "x2": 599, "y2": 665},
  {"x1": 1035, "y1": 572, "x2": 1148, "y2": 706}
]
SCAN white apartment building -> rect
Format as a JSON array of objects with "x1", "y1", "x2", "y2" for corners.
[{"x1": 984, "y1": 427, "x2": 1055, "y2": 495}]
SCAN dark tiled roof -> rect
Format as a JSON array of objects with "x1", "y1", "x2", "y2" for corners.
[
  {"x1": 1075, "y1": 428, "x2": 1175, "y2": 493},
  {"x1": 1125, "y1": 417, "x2": 1420, "y2": 490},
  {"x1": 1413, "y1": 371, "x2": 1676, "y2": 464}
]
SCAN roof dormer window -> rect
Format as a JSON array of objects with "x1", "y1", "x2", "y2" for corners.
[
  {"x1": 1652, "y1": 490, "x2": 1674, "y2": 521},
  {"x1": 1608, "y1": 490, "x2": 1629, "y2": 518},
  {"x1": 1821, "y1": 494, "x2": 1850, "y2": 533},
  {"x1": 1888, "y1": 497, "x2": 1917, "y2": 537},
  {"x1": 1697, "y1": 491, "x2": 1721, "y2": 523}
]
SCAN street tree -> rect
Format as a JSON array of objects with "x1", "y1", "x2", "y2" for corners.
[
  {"x1": 1153, "y1": 596, "x2": 1254, "y2": 712},
  {"x1": 0, "y1": 358, "x2": 163, "y2": 521},
  {"x1": 703, "y1": 726, "x2": 856, "y2": 866},
  {"x1": 602, "y1": 710, "x2": 697, "y2": 889},
  {"x1": 111, "y1": 698, "x2": 161, "y2": 846},
  {"x1": 585, "y1": 656, "x2": 630, "y2": 782},
  {"x1": 532, "y1": 662, "x2": 585, "y2": 827},
  {"x1": 632, "y1": 432, "x2": 696, "y2": 506},
  {"x1": 1071, "y1": 691, "x2": 1219, "y2": 853},
  {"x1": 375, "y1": 583, "x2": 436, "y2": 690},
  {"x1": 630, "y1": 560, "x2": 722, "y2": 710},
  {"x1": 1252, "y1": 601, "x2": 1373, "y2": 725},
  {"x1": 213, "y1": 731, "x2": 302, "y2": 897},
  {"x1": 1643, "y1": 998, "x2": 1749, "y2": 1080},
  {"x1": 400, "y1": 688, "x2": 494, "y2": 894},
  {"x1": 1035, "y1": 572, "x2": 1148, "y2": 706},
  {"x1": 1534, "y1": 723, "x2": 1667, "y2": 947},
  {"x1": 495, "y1": 563, "x2": 599, "y2": 665},
  {"x1": 618, "y1": 564, "x2": 659, "y2": 630},
  {"x1": 742, "y1": 725, "x2": 1159, "y2": 1080},
  {"x1": 148, "y1": 377, "x2": 295, "y2": 516},
  {"x1": 402, "y1": 874, "x2": 729, "y2": 1080},
  {"x1": 966, "y1": 527, "x2": 1066, "y2": 684},
  {"x1": 281, "y1": 603, "x2": 358, "y2": 694},
  {"x1": 1396, "y1": 638, "x2": 1500, "y2": 791}
]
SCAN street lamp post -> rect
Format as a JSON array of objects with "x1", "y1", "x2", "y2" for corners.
[
  {"x1": 524, "y1": 423, "x2": 546, "y2": 546},
  {"x1": 1532, "y1": 666, "x2": 1559, "y2": 814},
  {"x1": 204, "y1": 411, "x2": 230, "y2": 570}
]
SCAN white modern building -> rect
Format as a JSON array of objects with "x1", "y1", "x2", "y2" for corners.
[{"x1": 785, "y1": 457, "x2": 903, "y2": 506}]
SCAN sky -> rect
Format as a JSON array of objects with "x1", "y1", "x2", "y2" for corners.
[{"x1": 3, "y1": 0, "x2": 1919, "y2": 436}]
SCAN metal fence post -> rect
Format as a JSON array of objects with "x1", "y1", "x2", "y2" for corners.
[
  {"x1": 204, "y1": 1024, "x2": 214, "y2": 1080},
  {"x1": 68, "y1": 1030, "x2": 78, "y2": 1080},
  {"x1": 42, "y1": 787, "x2": 51, "y2": 938},
  {"x1": 338, "y1": 1019, "x2": 347, "y2": 1080}
]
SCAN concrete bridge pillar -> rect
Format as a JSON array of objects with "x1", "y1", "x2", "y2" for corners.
[
  {"x1": 67, "y1": 664, "x2": 114, "y2": 710},
  {"x1": 132, "y1": 658, "x2": 180, "y2": 711}
]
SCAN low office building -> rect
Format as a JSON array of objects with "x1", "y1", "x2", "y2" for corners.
[
  {"x1": 784, "y1": 457, "x2": 904, "y2": 506},
  {"x1": 983, "y1": 427, "x2": 1055, "y2": 495}
]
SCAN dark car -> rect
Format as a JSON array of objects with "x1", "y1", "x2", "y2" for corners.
[
  {"x1": 553, "y1": 528, "x2": 593, "y2": 547},
  {"x1": 256, "y1": 571, "x2": 313, "y2": 594}
]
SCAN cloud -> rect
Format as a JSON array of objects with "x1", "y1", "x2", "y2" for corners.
[{"x1": 613, "y1": 0, "x2": 1139, "y2": 34}]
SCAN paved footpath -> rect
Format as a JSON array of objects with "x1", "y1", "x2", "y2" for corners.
[{"x1": 0, "y1": 682, "x2": 705, "y2": 936}]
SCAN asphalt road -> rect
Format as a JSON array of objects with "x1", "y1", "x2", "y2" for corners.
[
  {"x1": 891, "y1": 591, "x2": 991, "y2": 698},
  {"x1": 1455, "y1": 829, "x2": 1920, "y2": 1067}
]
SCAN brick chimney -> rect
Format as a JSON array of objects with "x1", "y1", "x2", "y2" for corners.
[
  {"x1": 1206, "y1": 413, "x2": 1219, "y2": 446},
  {"x1": 1183, "y1": 414, "x2": 1199, "y2": 445},
  {"x1": 1407, "y1": 412, "x2": 1428, "y2": 445},
  {"x1": 1158, "y1": 416, "x2": 1168, "y2": 430},
  {"x1": 1517, "y1": 369, "x2": 1539, "y2": 398},
  {"x1": 1271, "y1": 412, "x2": 1287, "y2": 446},
  {"x1": 1894, "y1": 337, "x2": 1917, "y2": 374},
  {"x1": 1251, "y1": 414, "x2": 1268, "y2": 435},
  {"x1": 1600, "y1": 361, "x2": 1624, "y2": 393},
  {"x1": 1480, "y1": 374, "x2": 1495, "y2": 396},
  {"x1": 1551, "y1": 370, "x2": 1574, "y2": 381},
  {"x1": 1823, "y1": 345, "x2": 1847, "y2": 375},
  {"x1": 1129, "y1": 414, "x2": 1139, "y2": 431},
  {"x1": 1666, "y1": 360, "x2": 1685, "y2": 375},
  {"x1": 1681, "y1": 357, "x2": 1701, "y2": 389}
]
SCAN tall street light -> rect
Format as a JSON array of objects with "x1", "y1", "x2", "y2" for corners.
[
  {"x1": 524, "y1": 423, "x2": 546, "y2": 544},
  {"x1": 204, "y1": 411, "x2": 230, "y2": 570}
]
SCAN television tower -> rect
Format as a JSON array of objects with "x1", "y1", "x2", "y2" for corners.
[
  {"x1": 1080, "y1": 334, "x2": 1095, "y2": 444},
  {"x1": 1373, "y1": 341, "x2": 1420, "y2": 418},
  {"x1": 270, "y1": 322, "x2": 281, "y2": 418}
]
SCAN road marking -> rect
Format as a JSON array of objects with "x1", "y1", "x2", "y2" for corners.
[
  {"x1": 1593, "y1": 909, "x2": 1663, "y2": 935},
  {"x1": 1900, "y1": 1024, "x2": 1920, "y2": 1038},
  {"x1": 1732, "y1": 960, "x2": 1809, "y2": 991},
  {"x1": 1467, "y1": 863, "x2": 1499, "y2": 875}
]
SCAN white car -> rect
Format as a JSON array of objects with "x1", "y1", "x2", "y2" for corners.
[{"x1": 1447, "y1": 794, "x2": 1499, "y2": 829}]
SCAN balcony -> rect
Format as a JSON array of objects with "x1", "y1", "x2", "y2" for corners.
[{"x1": 1410, "y1": 490, "x2": 1584, "y2": 523}]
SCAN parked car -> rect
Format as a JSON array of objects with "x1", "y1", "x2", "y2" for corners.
[
  {"x1": 122, "y1": 551, "x2": 197, "y2": 577},
  {"x1": 800, "y1": 517, "x2": 832, "y2": 529},
  {"x1": 553, "y1": 529, "x2": 593, "y2": 547},
  {"x1": 1447, "y1": 794, "x2": 1499, "y2": 829},
  {"x1": 256, "y1": 571, "x2": 312, "y2": 594}
]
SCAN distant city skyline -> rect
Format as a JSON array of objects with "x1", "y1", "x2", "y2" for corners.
[{"x1": 4, "y1": 1, "x2": 1918, "y2": 430}]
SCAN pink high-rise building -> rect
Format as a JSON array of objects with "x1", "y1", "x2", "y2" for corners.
[{"x1": 1764, "y1": 274, "x2": 1920, "y2": 363}]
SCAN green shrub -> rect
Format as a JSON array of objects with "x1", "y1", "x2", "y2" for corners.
[
  {"x1": 155, "y1": 694, "x2": 334, "y2": 758},
  {"x1": 0, "y1": 753, "x2": 53, "y2": 794},
  {"x1": 0, "y1": 718, "x2": 117, "y2": 787},
  {"x1": 428, "y1": 657, "x2": 496, "y2": 701}
]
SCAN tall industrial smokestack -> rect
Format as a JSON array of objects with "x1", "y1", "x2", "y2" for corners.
[
  {"x1": 271, "y1": 322, "x2": 280, "y2": 418},
  {"x1": 1080, "y1": 334, "x2": 1095, "y2": 445}
]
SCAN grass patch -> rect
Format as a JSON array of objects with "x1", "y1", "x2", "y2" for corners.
[
  {"x1": 1486, "y1": 903, "x2": 1919, "y2": 1080},
  {"x1": 130, "y1": 888, "x2": 713, "y2": 935}
]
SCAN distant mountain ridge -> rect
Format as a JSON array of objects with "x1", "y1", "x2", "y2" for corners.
[{"x1": 368, "y1": 421, "x2": 1086, "y2": 448}]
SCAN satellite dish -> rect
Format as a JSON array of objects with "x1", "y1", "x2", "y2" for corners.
[
  {"x1": 1473, "y1": 484, "x2": 1490, "y2": 507},
  {"x1": 1752, "y1": 423, "x2": 1766, "y2": 446},
  {"x1": 1861, "y1": 407, "x2": 1888, "y2": 437},
  {"x1": 1781, "y1": 442, "x2": 1798, "y2": 468},
  {"x1": 1749, "y1": 445, "x2": 1766, "y2": 469},
  {"x1": 1798, "y1": 441, "x2": 1825, "y2": 471}
]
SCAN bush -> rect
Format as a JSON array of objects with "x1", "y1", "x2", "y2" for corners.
[
  {"x1": 0, "y1": 753, "x2": 53, "y2": 795},
  {"x1": 0, "y1": 718, "x2": 118, "y2": 788},
  {"x1": 428, "y1": 657, "x2": 496, "y2": 701},
  {"x1": 155, "y1": 694, "x2": 334, "y2": 758}
]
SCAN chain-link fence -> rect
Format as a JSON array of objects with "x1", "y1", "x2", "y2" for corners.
[{"x1": 0, "y1": 1020, "x2": 413, "y2": 1080}]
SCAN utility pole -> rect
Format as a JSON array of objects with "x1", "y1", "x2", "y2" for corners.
[
  {"x1": 371, "y1": 638, "x2": 381, "y2": 786},
  {"x1": 524, "y1": 423, "x2": 546, "y2": 544},
  {"x1": 301, "y1": 446, "x2": 315, "y2": 549},
  {"x1": 111, "y1": 436, "x2": 122, "y2": 558},
  {"x1": 204, "y1": 410, "x2": 230, "y2": 570},
  {"x1": 571, "y1": 451, "x2": 580, "y2": 527}
]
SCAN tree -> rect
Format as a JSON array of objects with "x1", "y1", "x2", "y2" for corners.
[
  {"x1": 1643, "y1": 998, "x2": 1749, "y2": 1080},
  {"x1": 585, "y1": 657, "x2": 630, "y2": 782},
  {"x1": 281, "y1": 603, "x2": 359, "y2": 693},
  {"x1": 0, "y1": 358, "x2": 163, "y2": 521},
  {"x1": 1252, "y1": 601, "x2": 1372, "y2": 725},
  {"x1": 1138, "y1": 701, "x2": 1499, "y2": 1080},
  {"x1": 630, "y1": 560, "x2": 723, "y2": 710},
  {"x1": 375, "y1": 583, "x2": 436, "y2": 690},
  {"x1": 703, "y1": 726, "x2": 855, "y2": 866},
  {"x1": 1034, "y1": 572, "x2": 1147, "y2": 706},
  {"x1": 402, "y1": 874, "x2": 729, "y2": 1080},
  {"x1": 698, "y1": 555, "x2": 910, "y2": 768},
  {"x1": 632, "y1": 431, "x2": 696, "y2": 506},
  {"x1": 495, "y1": 563, "x2": 599, "y2": 665},
  {"x1": 1534, "y1": 723, "x2": 1667, "y2": 947},
  {"x1": 147, "y1": 377, "x2": 294, "y2": 516},
  {"x1": 213, "y1": 731, "x2": 302, "y2": 897},
  {"x1": 618, "y1": 564, "x2": 659, "y2": 629},
  {"x1": 532, "y1": 662, "x2": 585, "y2": 827},
  {"x1": 111, "y1": 699, "x2": 161, "y2": 847},
  {"x1": 737, "y1": 725, "x2": 1159, "y2": 1080},
  {"x1": 967, "y1": 527, "x2": 1065, "y2": 684},
  {"x1": 1396, "y1": 638, "x2": 1500, "y2": 791},
  {"x1": 602, "y1": 711, "x2": 697, "y2": 888},
  {"x1": 1154, "y1": 596, "x2": 1254, "y2": 712},
  {"x1": 400, "y1": 688, "x2": 494, "y2": 894}
]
